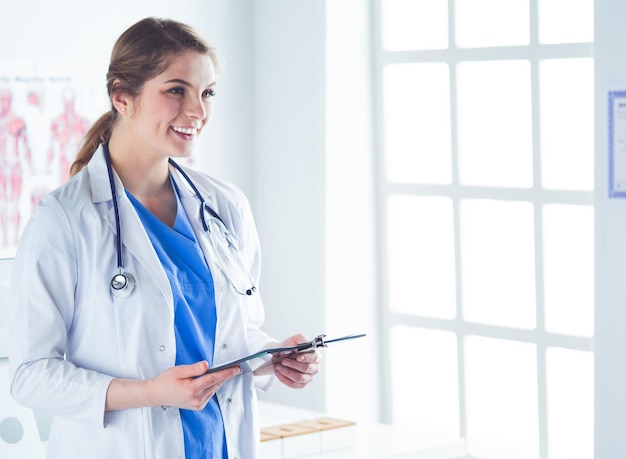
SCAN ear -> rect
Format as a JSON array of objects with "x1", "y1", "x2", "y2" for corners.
[
  {"x1": 111, "y1": 93, "x2": 129, "y2": 114},
  {"x1": 111, "y1": 80, "x2": 130, "y2": 114}
]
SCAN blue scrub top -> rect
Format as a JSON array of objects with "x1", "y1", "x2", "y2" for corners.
[{"x1": 127, "y1": 182, "x2": 227, "y2": 459}]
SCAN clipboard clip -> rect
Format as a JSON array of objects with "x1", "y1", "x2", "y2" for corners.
[
  {"x1": 312, "y1": 334, "x2": 327, "y2": 349},
  {"x1": 289, "y1": 334, "x2": 327, "y2": 353},
  {"x1": 286, "y1": 333, "x2": 365, "y2": 354}
]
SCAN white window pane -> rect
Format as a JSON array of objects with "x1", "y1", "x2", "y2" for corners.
[
  {"x1": 538, "y1": 0, "x2": 594, "y2": 44},
  {"x1": 464, "y1": 336, "x2": 539, "y2": 458},
  {"x1": 391, "y1": 326, "x2": 460, "y2": 435},
  {"x1": 457, "y1": 60, "x2": 533, "y2": 187},
  {"x1": 542, "y1": 204, "x2": 594, "y2": 336},
  {"x1": 460, "y1": 199, "x2": 536, "y2": 328},
  {"x1": 384, "y1": 63, "x2": 452, "y2": 184},
  {"x1": 540, "y1": 58, "x2": 594, "y2": 190},
  {"x1": 381, "y1": 0, "x2": 448, "y2": 50},
  {"x1": 455, "y1": 0, "x2": 530, "y2": 48},
  {"x1": 387, "y1": 195, "x2": 456, "y2": 318},
  {"x1": 546, "y1": 348, "x2": 594, "y2": 459}
]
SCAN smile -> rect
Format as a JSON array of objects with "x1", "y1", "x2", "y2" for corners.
[{"x1": 171, "y1": 126, "x2": 199, "y2": 135}]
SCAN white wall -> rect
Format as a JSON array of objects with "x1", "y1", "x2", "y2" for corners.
[
  {"x1": 251, "y1": 0, "x2": 379, "y2": 421},
  {"x1": 250, "y1": 0, "x2": 328, "y2": 410},
  {"x1": 595, "y1": 0, "x2": 626, "y2": 457}
]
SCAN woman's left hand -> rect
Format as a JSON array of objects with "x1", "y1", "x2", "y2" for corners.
[{"x1": 271, "y1": 334, "x2": 321, "y2": 389}]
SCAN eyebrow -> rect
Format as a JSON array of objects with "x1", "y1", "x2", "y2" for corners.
[{"x1": 163, "y1": 78, "x2": 216, "y2": 88}]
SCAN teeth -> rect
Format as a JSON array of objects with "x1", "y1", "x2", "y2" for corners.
[{"x1": 172, "y1": 126, "x2": 198, "y2": 135}]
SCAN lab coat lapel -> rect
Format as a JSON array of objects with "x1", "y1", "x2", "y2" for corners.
[
  {"x1": 88, "y1": 147, "x2": 173, "y2": 306},
  {"x1": 169, "y1": 165, "x2": 218, "y2": 273},
  {"x1": 108, "y1": 197, "x2": 173, "y2": 305},
  {"x1": 169, "y1": 163, "x2": 219, "y2": 219},
  {"x1": 171, "y1": 169, "x2": 213, "y2": 241}
]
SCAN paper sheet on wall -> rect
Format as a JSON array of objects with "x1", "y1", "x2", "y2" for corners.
[{"x1": 609, "y1": 90, "x2": 626, "y2": 198}]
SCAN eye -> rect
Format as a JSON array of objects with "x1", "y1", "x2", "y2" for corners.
[
  {"x1": 168, "y1": 87, "x2": 185, "y2": 95},
  {"x1": 203, "y1": 88, "x2": 216, "y2": 98}
]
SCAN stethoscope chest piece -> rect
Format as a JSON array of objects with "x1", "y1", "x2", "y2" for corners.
[{"x1": 110, "y1": 272, "x2": 136, "y2": 298}]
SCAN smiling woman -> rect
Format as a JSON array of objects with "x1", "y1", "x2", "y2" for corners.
[{"x1": 8, "y1": 17, "x2": 321, "y2": 459}]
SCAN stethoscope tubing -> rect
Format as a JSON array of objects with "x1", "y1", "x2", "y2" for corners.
[
  {"x1": 103, "y1": 145, "x2": 256, "y2": 297},
  {"x1": 104, "y1": 146, "x2": 124, "y2": 273},
  {"x1": 167, "y1": 158, "x2": 226, "y2": 231},
  {"x1": 167, "y1": 157, "x2": 256, "y2": 295}
]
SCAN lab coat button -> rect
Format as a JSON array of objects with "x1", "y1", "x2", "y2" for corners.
[
  {"x1": 159, "y1": 345, "x2": 166, "y2": 352},
  {"x1": 227, "y1": 397, "x2": 233, "y2": 404},
  {"x1": 161, "y1": 406, "x2": 168, "y2": 411},
  {"x1": 222, "y1": 343, "x2": 228, "y2": 350}
]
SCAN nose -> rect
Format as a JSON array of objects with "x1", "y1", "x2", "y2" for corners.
[{"x1": 187, "y1": 95, "x2": 207, "y2": 121}]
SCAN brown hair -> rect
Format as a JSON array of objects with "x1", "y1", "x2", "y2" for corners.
[{"x1": 70, "y1": 17, "x2": 217, "y2": 176}]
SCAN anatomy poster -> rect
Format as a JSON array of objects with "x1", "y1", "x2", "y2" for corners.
[{"x1": 0, "y1": 60, "x2": 108, "y2": 257}]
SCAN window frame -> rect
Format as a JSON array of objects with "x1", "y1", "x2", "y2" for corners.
[{"x1": 370, "y1": 1, "x2": 594, "y2": 457}]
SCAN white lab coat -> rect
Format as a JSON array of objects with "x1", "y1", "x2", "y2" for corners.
[{"x1": 9, "y1": 145, "x2": 276, "y2": 459}]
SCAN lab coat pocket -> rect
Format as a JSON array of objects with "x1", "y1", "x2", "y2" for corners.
[{"x1": 52, "y1": 409, "x2": 143, "y2": 459}]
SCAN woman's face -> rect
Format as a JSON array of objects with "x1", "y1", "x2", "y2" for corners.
[{"x1": 125, "y1": 51, "x2": 216, "y2": 160}]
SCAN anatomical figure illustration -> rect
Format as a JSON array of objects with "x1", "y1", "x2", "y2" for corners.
[
  {"x1": 0, "y1": 89, "x2": 32, "y2": 249},
  {"x1": 47, "y1": 88, "x2": 89, "y2": 185}
]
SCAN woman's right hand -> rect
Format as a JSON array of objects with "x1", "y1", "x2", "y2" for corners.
[
  {"x1": 149, "y1": 361, "x2": 241, "y2": 410},
  {"x1": 105, "y1": 361, "x2": 241, "y2": 412}
]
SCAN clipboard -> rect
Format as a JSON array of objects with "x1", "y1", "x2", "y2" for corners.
[{"x1": 205, "y1": 333, "x2": 366, "y2": 374}]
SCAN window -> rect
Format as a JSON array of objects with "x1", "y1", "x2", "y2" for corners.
[{"x1": 374, "y1": 1, "x2": 594, "y2": 457}]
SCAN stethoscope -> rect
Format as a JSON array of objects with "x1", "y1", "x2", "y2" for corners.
[{"x1": 104, "y1": 146, "x2": 257, "y2": 298}]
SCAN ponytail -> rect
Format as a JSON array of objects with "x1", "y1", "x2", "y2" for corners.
[{"x1": 69, "y1": 111, "x2": 116, "y2": 177}]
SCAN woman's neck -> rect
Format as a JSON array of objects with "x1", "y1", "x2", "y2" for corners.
[{"x1": 108, "y1": 130, "x2": 177, "y2": 227}]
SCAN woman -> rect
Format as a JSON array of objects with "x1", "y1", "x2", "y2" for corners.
[{"x1": 9, "y1": 17, "x2": 320, "y2": 459}]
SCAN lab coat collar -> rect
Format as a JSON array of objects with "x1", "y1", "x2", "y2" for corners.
[
  {"x1": 87, "y1": 145, "x2": 120, "y2": 204},
  {"x1": 86, "y1": 146, "x2": 215, "y2": 209}
]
